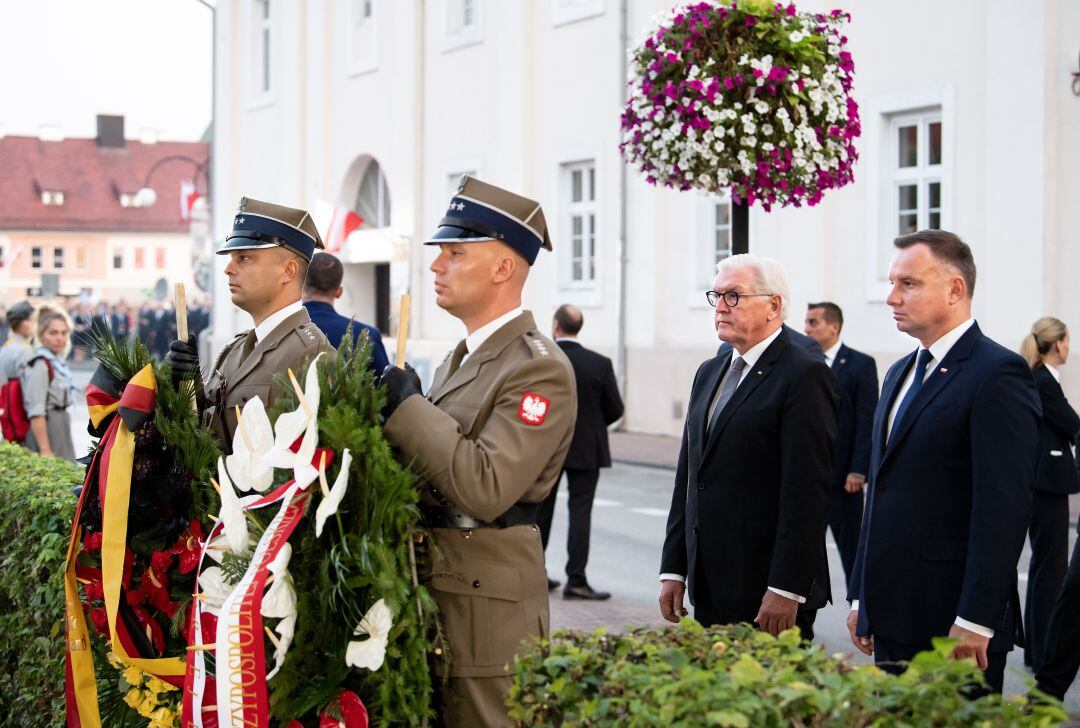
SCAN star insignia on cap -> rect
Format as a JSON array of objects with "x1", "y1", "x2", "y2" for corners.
[
  {"x1": 453, "y1": 202, "x2": 465, "y2": 211},
  {"x1": 236, "y1": 216, "x2": 246, "y2": 225}
]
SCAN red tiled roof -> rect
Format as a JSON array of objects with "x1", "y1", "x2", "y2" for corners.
[{"x1": 0, "y1": 135, "x2": 209, "y2": 233}]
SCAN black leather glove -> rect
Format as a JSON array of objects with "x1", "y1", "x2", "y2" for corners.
[
  {"x1": 382, "y1": 363, "x2": 422, "y2": 419},
  {"x1": 166, "y1": 335, "x2": 202, "y2": 389}
]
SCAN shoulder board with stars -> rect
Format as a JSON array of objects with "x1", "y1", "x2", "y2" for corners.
[
  {"x1": 530, "y1": 337, "x2": 549, "y2": 357},
  {"x1": 298, "y1": 323, "x2": 319, "y2": 345}
]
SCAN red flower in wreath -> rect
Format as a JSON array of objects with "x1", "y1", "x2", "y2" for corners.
[{"x1": 319, "y1": 690, "x2": 369, "y2": 728}]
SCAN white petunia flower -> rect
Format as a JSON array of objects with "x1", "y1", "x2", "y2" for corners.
[
  {"x1": 216, "y1": 457, "x2": 249, "y2": 555},
  {"x1": 226, "y1": 397, "x2": 275, "y2": 493},
  {"x1": 345, "y1": 599, "x2": 393, "y2": 672},
  {"x1": 315, "y1": 450, "x2": 353, "y2": 537}
]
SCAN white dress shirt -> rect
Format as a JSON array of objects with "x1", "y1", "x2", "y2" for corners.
[
  {"x1": 460, "y1": 306, "x2": 524, "y2": 365},
  {"x1": 853, "y1": 317, "x2": 992, "y2": 638},
  {"x1": 1045, "y1": 363, "x2": 1061, "y2": 383},
  {"x1": 823, "y1": 341, "x2": 842, "y2": 368},
  {"x1": 661, "y1": 325, "x2": 807, "y2": 604},
  {"x1": 253, "y1": 300, "x2": 305, "y2": 342}
]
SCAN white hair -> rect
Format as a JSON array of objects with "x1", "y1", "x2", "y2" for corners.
[{"x1": 715, "y1": 253, "x2": 790, "y2": 319}]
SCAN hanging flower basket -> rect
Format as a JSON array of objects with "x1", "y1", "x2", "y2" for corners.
[{"x1": 620, "y1": 0, "x2": 860, "y2": 211}]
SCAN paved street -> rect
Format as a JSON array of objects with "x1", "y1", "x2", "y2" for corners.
[
  {"x1": 544, "y1": 461, "x2": 1080, "y2": 711},
  {"x1": 64, "y1": 366, "x2": 1078, "y2": 710}
]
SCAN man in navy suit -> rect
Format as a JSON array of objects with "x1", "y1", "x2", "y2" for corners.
[
  {"x1": 660, "y1": 254, "x2": 839, "y2": 640},
  {"x1": 847, "y1": 230, "x2": 1040, "y2": 693},
  {"x1": 804, "y1": 302, "x2": 878, "y2": 585},
  {"x1": 302, "y1": 252, "x2": 389, "y2": 374},
  {"x1": 538, "y1": 304, "x2": 625, "y2": 600}
]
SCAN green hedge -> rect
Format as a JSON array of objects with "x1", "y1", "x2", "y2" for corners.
[
  {"x1": 508, "y1": 620, "x2": 1067, "y2": 727},
  {"x1": 0, "y1": 441, "x2": 84, "y2": 727}
]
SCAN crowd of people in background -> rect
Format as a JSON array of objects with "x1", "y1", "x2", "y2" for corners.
[{"x1": 0, "y1": 298, "x2": 212, "y2": 363}]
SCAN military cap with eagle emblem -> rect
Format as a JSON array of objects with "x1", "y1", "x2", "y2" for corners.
[
  {"x1": 217, "y1": 197, "x2": 325, "y2": 262},
  {"x1": 424, "y1": 175, "x2": 552, "y2": 265}
]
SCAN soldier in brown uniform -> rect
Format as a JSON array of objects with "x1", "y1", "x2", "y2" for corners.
[
  {"x1": 167, "y1": 198, "x2": 331, "y2": 452},
  {"x1": 381, "y1": 176, "x2": 577, "y2": 726}
]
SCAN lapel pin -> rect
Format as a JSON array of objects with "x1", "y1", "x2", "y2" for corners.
[
  {"x1": 940, "y1": 367, "x2": 948, "y2": 373},
  {"x1": 839, "y1": 358, "x2": 847, "y2": 365}
]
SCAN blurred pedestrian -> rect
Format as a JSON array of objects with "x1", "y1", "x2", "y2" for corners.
[
  {"x1": 803, "y1": 301, "x2": 878, "y2": 586},
  {"x1": 302, "y1": 251, "x2": 389, "y2": 374},
  {"x1": 22, "y1": 305, "x2": 76, "y2": 460},
  {"x1": 538, "y1": 303, "x2": 623, "y2": 599},
  {"x1": 1019, "y1": 316, "x2": 1079, "y2": 670}
]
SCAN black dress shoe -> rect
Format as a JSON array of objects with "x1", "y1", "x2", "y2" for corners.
[
  {"x1": 547, "y1": 578, "x2": 561, "y2": 591},
  {"x1": 563, "y1": 584, "x2": 611, "y2": 600}
]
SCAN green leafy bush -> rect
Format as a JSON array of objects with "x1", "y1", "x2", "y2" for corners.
[
  {"x1": 0, "y1": 442, "x2": 84, "y2": 727},
  {"x1": 508, "y1": 620, "x2": 1067, "y2": 727}
]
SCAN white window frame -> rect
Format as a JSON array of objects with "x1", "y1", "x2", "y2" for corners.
[
  {"x1": 552, "y1": 0, "x2": 605, "y2": 27},
  {"x1": 347, "y1": 0, "x2": 378, "y2": 76},
  {"x1": 112, "y1": 247, "x2": 125, "y2": 270},
  {"x1": 861, "y1": 87, "x2": 954, "y2": 301},
  {"x1": 249, "y1": 0, "x2": 274, "y2": 108},
  {"x1": 560, "y1": 160, "x2": 599, "y2": 291},
  {"x1": 443, "y1": 0, "x2": 483, "y2": 52},
  {"x1": 31, "y1": 246, "x2": 42, "y2": 270},
  {"x1": 52, "y1": 246, "x2": 64, "y2": 271},
  {"x1": 890, "y1": 112, "x2": 942, "y2": 238},
  {"x1": 686, "y1": 194, "x2": 737, "y2": 308}
]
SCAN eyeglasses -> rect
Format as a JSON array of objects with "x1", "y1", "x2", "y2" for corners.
[{"x1": 705, "y1": 290, "x2": 775, "y2": 308}]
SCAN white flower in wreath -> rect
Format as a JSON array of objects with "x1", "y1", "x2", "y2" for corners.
[
  {"x1": 226, "y1": 396, "x2": 275, "y2": 493},
  {"x1": 263, "y1": 352, "x2": 325, "y2": 489},
  {"x1": 262, "y1": 543, "x2": 296, "y2": 619},
  {"x1": 216, "y1": 456, "x2": 249, "y2": 555},
  {"x1": 267, "y1": 613, "x2": 296, "y2": 681},
  {"x1": 315, "y1": 449, "x2": 353, "y2": 537},
  {"x1": 345, "y1": 599, "x2": 393, "y2": 672},
  {"x1": 197, "y1": 565, "x2": 234, "y2": 616}
]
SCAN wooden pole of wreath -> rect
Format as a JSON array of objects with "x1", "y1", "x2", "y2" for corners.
[
  {"x1": 396, "y1": 293, "x2": 424, "y2": 626},
  {"x1": 175, "y1": 283, "x2": 188, "y2": 341}
]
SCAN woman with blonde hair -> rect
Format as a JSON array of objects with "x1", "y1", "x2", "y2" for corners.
[
  {"x1": 21, "y1": 305, "x2": 76, "y2": 460},
  {"x1": 1019, "y1": 316, "x2": 1080, "y2": 670}
]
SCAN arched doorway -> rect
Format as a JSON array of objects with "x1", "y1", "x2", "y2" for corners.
[{"x1": 336, "y1": 156, "x2": 393, "y2": 334}]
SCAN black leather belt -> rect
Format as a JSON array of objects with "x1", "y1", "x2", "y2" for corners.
[{"x1": 420, "y1": 502, "x2": 539, "y2": 529}]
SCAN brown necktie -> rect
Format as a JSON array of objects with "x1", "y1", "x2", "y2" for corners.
[
  {"x1": 445, "y1": 340, "x2": 468, "y2": 378},
  {"x1": 240, "y1": 330, "x2": 257, "y2": 363}
]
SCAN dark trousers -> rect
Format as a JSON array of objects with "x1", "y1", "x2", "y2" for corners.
[
  {"x1": 691, "y1": 552, "x2": 816, "y2": 642},
  {"x1": 1035, "y1": 529, "x2": 1080, "y2": 700},
  {"x1": 826, "y1": 486, "x2": 863, "y2": 586},
  {"x1": 874, "y1": 637, "x2": 1006, "y2": 694},
  {"x1": 538, "y1": 468, "x2": 601, "y2": 588},
  {"x1": 1024, "y1": 491, "x2": 1070, "y2": 669}
]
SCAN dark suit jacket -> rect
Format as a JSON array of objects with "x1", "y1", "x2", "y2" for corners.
[
  {"x1": 1032, "y1": 364, "x2": 1080, "y2": 495},
  {"x1": 830, "y1": 344, "x2": 878, "y2": 488},
  {"x1": 662, "y1": 327, "x2": 840, "y2": 617},
  {"x1": 850, "y1": 323, "x2": 1040, "y2": 648},
  {"x1": 718, "y1": 323, "x2": 824, "y2": 363},
  {"x1": 303, "y1": 300, "x2": 389, "y2": 374},
  {"x1": 557, "y1": 340, "x2": 624, "y2": 470}
]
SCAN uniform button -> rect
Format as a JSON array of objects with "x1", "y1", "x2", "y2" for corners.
[
  {"x1": 692, "y1": 525, "x2": 698, "y2": 534},
  {"x1": 472, "y1": 580, "x2": 481, "y2": 589},
  {"x1": 697, "y1": 483, "x2": 704, "y2": 490}
]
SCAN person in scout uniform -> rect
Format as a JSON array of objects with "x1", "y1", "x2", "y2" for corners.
[
  {"x1": 166, "y1": 197, "x2": 331, "y2": 451},
  {"x1": 381, "y1": 176, "x2": 577, "y2": 726}
]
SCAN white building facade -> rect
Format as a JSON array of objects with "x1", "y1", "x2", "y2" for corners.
[{"x1": 211, "y1": 0, "x2": 1080, "y2": 436}]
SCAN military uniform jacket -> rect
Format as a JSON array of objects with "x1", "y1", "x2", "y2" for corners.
[
  {"x1": 384, "y1": 311, "x2": 576, "y2": 678},
  {"x1": 205, "y1": 307, "x2": 330, "y2": 452}
]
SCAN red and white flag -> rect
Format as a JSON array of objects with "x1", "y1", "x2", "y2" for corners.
[
  {"x1": 314, "y1": 201, "x2": 364, "y2": 254},
  {"x1": 180, "y1": 180, "x2": 202, "y2": 221}
]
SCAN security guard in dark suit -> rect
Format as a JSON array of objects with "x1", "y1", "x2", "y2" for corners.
[
  {"x1": 302, "y1": 251, "x2": 389, "y2": 374},
  {"x1": 167, "y1": 197, "x2": 331, "y2": 452},
  {"x1": 381, "y1": 176, "x2": 576, "y2": 727}
]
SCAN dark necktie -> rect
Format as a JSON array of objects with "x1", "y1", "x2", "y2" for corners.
[
  {"x1": 707, "y1": 356, "x2": 746, "y2": 434},
  {"x1": 240, "y1": 330, "x2": 257, "y2": 363},
  {"x1": 445, "y1": 340, "x2": 468, "y2": 378},
  {"x1": 890, "y1": 348, "x2": 933, "y2": 437}
]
